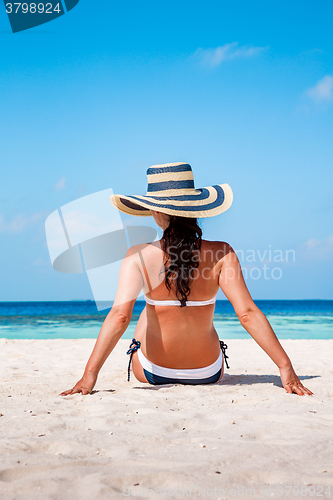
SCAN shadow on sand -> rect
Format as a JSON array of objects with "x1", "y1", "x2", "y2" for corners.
[{"x1": 132, "y1": 373, "x2": 319, "y2": 391}]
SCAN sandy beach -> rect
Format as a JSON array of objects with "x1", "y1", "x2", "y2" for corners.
[{"x1": 0, "y1": 338, "x2": 332, "y2": 499}]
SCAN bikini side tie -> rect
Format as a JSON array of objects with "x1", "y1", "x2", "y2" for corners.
[
  {"x1": 126, "y1": 338, "x2": 141, "y2": 381},
  {"x1": 219, "y1": 340, "x2": 230, "y2": 369}
]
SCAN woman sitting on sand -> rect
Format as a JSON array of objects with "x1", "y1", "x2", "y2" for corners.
[{"x1": 61, "y1": 163, "x2": 313, "y2": 397}]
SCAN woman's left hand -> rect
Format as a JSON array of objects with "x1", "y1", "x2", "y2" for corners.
[
  {"x1": 60, "y1": 372, "x2": 97, "y2": 396},
  {"x1": 279, "y1": 364, "x2": 314, "y2": 396}
]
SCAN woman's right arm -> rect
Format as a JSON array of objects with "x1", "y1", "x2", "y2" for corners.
[
  {"x1": 60, "y1": 246, "x2": 144, "y2": 396},
  {"x1": 218, "y1": 245, "x2": 313, "y2": 396}
]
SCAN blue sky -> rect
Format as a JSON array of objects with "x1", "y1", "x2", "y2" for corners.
[{"x1": 0, "y1": 0, "x2": 332, "y2": 301}]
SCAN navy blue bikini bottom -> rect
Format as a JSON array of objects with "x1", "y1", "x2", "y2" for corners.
[
  {"x1": 126, "y1": 339, "x2": 229, "y2": 386},
  {"x1": 143, "y1": 368, "x2": 222, "y2": 385}
]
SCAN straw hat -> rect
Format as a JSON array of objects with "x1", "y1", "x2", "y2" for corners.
[{"x1": 109, "y1": 162, "x2": 233, "y2": 218}]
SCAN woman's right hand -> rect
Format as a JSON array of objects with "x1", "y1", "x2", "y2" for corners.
[
  {"x1": 59, "y1": 372, "x2": 98, "y2": 396},
  {"x1": 279, "y1": 364, "x2": 314, "y2": 396}
]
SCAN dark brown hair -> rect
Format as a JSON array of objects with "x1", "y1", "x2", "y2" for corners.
[{"x1": 161, "y1": 216, "x2": 202, "y2": 306}]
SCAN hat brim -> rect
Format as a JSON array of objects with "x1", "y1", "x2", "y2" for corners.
[{"x1": 110, "y1": 184, "x2": 233, "y2": 218}]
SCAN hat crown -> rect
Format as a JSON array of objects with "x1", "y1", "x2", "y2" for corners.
[{"x1": 146, "y1": 162, "x2": 195, "y2": 194}]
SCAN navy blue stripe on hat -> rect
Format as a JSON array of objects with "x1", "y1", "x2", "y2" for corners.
[
  {"x1": 120, "y1": 199, "x2": 148, "y2": 211},
  {"x1": 147, "y1": 179, "x2": 195, "y2": 192},
  {"x1": 129, "y1": 185, "x2": 225, "y2": 212},
  {"x1": 147, "y1": 164, "x2": 191, "y2": 175}
]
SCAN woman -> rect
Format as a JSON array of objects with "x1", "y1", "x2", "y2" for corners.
[{"x1": 61, "y1": 162, "x2": 313, "y2": 396}]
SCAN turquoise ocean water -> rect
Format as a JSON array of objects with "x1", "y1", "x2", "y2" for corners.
[{"x1": 0, "y1": 300, "x2": 332, "y2": 340}]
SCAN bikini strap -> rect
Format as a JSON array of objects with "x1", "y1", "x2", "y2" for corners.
[
  {"x1": 128, "y1": 246, "x2": 153, "y2": 293},
  {"x1": 219, "y1": 340, "x2": 230, "y2": 369},
  {"x1": 144, "y1": 295, "x2": 217, "y2": 307},
  {"x1": 126, "y1": 338, "x2": 141, "y2": 381}
]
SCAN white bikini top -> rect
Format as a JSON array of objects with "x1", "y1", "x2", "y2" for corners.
[{"x1": 144, "y1": 295, "x2": 217, "y2": 307}]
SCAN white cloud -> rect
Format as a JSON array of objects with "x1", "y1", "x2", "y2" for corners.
[
  {"x1": 0, "y1": 211, "x2": 46, "y2": 234},
  {"x1": 304, "y1": 234, "x2": 333, "y2": 258},
  {"x1": 193, "y1": 42, "x2": 267, "y2": 68},
  {"x1": 54, "y1": 177, "x2": 66, "y2": 190},
  {"x1": 306, "y1": 76, "x2": 333, "y2": 103},
  {"x1": 305, "y1": 238, "x2": 321, "y2": 250}
]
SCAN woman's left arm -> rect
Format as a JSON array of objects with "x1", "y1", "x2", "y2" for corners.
[
  {"x1": 218, "y1": 246, "x2": 314, "y2": 396},
  {"x1": 60, "y1": 247, "x2": 144, "y2": 396}
]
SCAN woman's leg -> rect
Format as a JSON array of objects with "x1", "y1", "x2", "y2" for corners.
[{"x1": 131, "y1": 307, "x2": 148, "y2": 383}]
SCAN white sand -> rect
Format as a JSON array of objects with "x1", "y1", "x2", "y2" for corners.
[{"x1": 0, "y1": 338, "x2": 332, "y2": 500}]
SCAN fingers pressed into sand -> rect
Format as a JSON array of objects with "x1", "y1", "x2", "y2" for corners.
[
  {"x1": 59, "y1": 389, "x2": 72, "y2": 396},
  {"x1": 285, "y1": 382, "x2": 314, "y2": 396},
  {"x1": 299, "y1": 383, "x2": 314, "y2": 396},
  {"x1": 60, "y1": 387, "x2": 79, "y2": 396},
  {"x1": 293, "y1": 385, "x2": 305, "y2": 396}
]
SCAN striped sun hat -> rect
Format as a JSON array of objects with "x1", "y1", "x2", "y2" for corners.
[{"x1": 109, "y1": 162, "x2": 233, "y2": 218}]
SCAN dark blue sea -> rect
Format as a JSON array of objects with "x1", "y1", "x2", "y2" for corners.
[{"x1": 0, "y1": 300, "x2": 332, "y2": 340}]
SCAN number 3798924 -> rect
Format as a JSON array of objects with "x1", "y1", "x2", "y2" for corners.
[{"x1": 5, "y1": 3, "x2": 61, "y2": 14}]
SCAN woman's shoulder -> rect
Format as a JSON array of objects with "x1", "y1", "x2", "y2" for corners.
[
  {"x1": 127, "y1": 241, "x2": 163, "y2": 261},
  {"x1": 201, "y1": 239, "x2": 234, "y2": 257},
  {"x1": 200, "y1": 240, "x2": 236, "y2": 265},
  {"x1": 200, "y1": 240, "x2": 236, "y2": 271}
]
